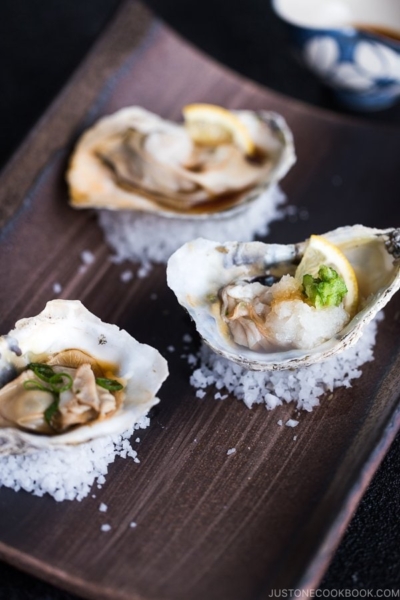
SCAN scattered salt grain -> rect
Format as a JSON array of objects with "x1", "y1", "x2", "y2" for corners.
[
  {"x1": 52, "y1": 282, "x2": 62, "y2": 294},
  {"x1": 130, "y1": 522, "x2": 137, "y2": 528},
  {"x1": 277, "y1": 420, "x2": 283, "y2": 426},
  {"x1": 183, "y1": 334, "x2": 193, "y2": 344},
  {"x1": 135, "y1": 438, "x2": 140, "y2": 443},
  {"x1": 293, "y1": 436, "x2": 298, "y2": 441},
  {"x1": 190, "y1": 314, "x2": 383, "y2": 412},
  {"x1": 286, "y1": 419, "x2": 299, "y2": 428},
  {"x1": 167, "y1": 346, "x2": 175, "y2": 353},
  {"x1": 0, "y1": 417, "x2": 150, "y2": 501},
  {"x1": 120, "y1": 269, "x2": 133, "y2": 283},
  {"x1": 196, "y1": 390, "x2": 206, "y2": 399},
  {"x1": 187, "y1": 354, "x2": 197, "y2": 366},
  {"x1": 101, "y1": 524, "x2": 111, "y2": 532},
  {"x1": 98, "y1": 185, "x2": 286, "y2": 266},
  {"x1": 99, "y1": 503, "x2": 108, "y2": 513},
  {"x1": 227, "y1": 448, "x2": 236, "y2": 456},
  {"x1": 81, "y1": 250, "x2": 95, "y2": 265},
  {"x1": 137, "y1": 264, "x2": 151, "y2": 278}
]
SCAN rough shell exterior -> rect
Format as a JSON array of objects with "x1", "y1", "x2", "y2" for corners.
[
  {"x1": 167, "y1": 225, "x2": 400, "y2": 371},
  {"x1": 0, "y1": 300, "x2": 168, "y2": 452}
]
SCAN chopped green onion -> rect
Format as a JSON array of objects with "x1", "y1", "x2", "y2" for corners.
[
  {"x1": 23, "y1": 380, "x2": 52, "y2": 393},
  {"x1": 24, "y1": 363, "x2": 73, "y2": 429},
  {"x1": 44, "y1": 397, "x2": 60, "y2": 426},
  {"x1": 95, "y1": 377, "x2": 123, "y2": 392},
  {"x1": 27, "y1": 363, "x2": 55, "y2": 382},
  {"x1": 49, "y1": 373, "x2": 73, "y2": 393},
  {"x1": 23, "y1": 362, "x2": 122, "y2": 428},
  {"x1": 302, "y1": 265, "x2": 348, "y2": 309}
]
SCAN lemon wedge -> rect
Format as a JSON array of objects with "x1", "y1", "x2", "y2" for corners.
[
  {"x1": 295, "y1": 234, "x2": 359, "y2": 316},
  {"x1": 183, "y1": 103, "x2": 256, "y2": 156}
]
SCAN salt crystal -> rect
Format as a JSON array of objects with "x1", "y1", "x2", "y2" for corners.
[
  {"x1": 101, "y1": 524, "x2": 111, "y2": 532},
  {"x1": 0, "y1": 415, "x2": 150, "y2": 502},
  {"x1": 52, "y1": 282, "x2": 62, "y2": 294},
  {"x1": 189, "y1": 315, "x2": 382, "y2": 413},
  {"x1": 120, "y1": 270, "x2": 133, "y2": 283},
  {"x1": 137, "y1": 264, "x2": 151, "y2": 278},
  {"x1": 183, "y1": 334, "x2": 193, "y2": 343},
  {"x1": 187, "y1": 354, "x2": 197, "y2": 366},
  {"x1": 167, "y1": 346, "x2": 175, "y2": 353},
  {"x1": 277, "y1": 420, "x2": 283, "y2": 426},
  {"x1": 81, "y1": 250, "x2": 95, "y2": 265},
  {"x1": 98, "y1": 185, "x2": 286, "y2": 266},
  {"x1": 135, "y1": 438, "x2": 140, "y2": 443},
  {"x1": 227, "y1": 448, "x2": 236, "y2": 456},
  {"x1": 99, "y1": 503, "x2": 108, "y2": 513},
  {"x1": 293, "y1": 436, "x2": 298, "y2": 441},
  {"x1": 286, "y1": 419, "x2": 299, "y2": 428},
  {"x1": 130, "y1": 522, "x2": 137, "y2": 528}
]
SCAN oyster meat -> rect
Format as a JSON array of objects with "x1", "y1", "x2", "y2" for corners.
[
  {"x1": 0, "y1": 300, "x2": 168, "y2": 451},
  {"x1": 167, "y1": 225, "x2": 400, "y2": 370},
  {"x1": 67, "y1": 105, "x2": 295, "y2": 218}
]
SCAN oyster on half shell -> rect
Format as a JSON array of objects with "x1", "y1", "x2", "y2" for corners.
[
  {"x1": 167, "y1": 225, "x2": 400, "y2": 371},
  {"x1": 67, "y1": 106, "x2": 295, "y2": 218},
  {"x1": 0, "y1": 300, "x2": 168, "y2": 453}
]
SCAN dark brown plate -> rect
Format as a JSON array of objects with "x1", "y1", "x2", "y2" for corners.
[{"x1": 0, "y1": 2, "x2": 400, "y2": 599}]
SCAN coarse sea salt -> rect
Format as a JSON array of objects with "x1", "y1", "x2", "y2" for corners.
[
  {"x1": 120, "y1": 269, "x2": 133, "y2": 283},
  {"x1": 190, "y1": 314, "x2": 383, "y2": 412},
  {"x1": 0, "y1": 417, "x2": 150, "y2": 502},
  {"x1": 98, "y1": 185, "x2": 286, "y2": 268},
  {"x1": 81, "y1": 249, "x2": 95, "y2": 265}
]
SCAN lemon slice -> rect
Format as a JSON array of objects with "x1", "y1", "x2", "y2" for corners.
[
  {"x1": 295, "y1": 235, "x2": 359, "y2": 316},
  {"x1": 183, "y1": 103, "x2": 256, "y2": 156}
]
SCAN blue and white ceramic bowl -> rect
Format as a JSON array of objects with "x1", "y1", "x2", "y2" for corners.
[{"x1": 272, "y1": 0, "x2": 400, "y2": 110}]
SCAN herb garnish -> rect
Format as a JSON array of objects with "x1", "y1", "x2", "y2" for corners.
[
  {"x1": 23, "y1": 363, "x2": 74, "y2": 427},
  {"x1": 95, "y1": 377, "x2": 123, "y2": 392},
  {"x1": 302, "y1": 265, "x2": 348, "y2": 309},
  {"x1": 23, "y1": 363, "x2": 123, "y2": 428}
]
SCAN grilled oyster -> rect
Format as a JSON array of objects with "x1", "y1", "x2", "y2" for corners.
[
  {"x1": 0, "y1": 300, "x2": 168, "y2": 452},
  {"x1": 67, "y1": 105, "x2": 295, "y2": 218},
  {"x1": 167, "y1": 226, "x2": 400, "y2": 370}
]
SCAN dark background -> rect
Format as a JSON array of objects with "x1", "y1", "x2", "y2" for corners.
[{"x1": 0, "y1": 0, "x2": 399, "y2": 598}]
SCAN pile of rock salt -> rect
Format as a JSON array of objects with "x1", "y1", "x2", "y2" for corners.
[
  {"x1": 190, "y1": 315, "x2": 382, "y2": 412},
  {"x1": 99, "y1": 185, "x2": 286, "y2": 265},
  {"x1": 0, "y1": 417, "x2": 149, "y2": 502}
]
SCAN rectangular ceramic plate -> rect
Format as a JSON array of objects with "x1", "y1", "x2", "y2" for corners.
[{"x1": 0, "y1": 2, "x2": 400, "y2": 599}]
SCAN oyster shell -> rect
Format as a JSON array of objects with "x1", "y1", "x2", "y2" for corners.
[
  {"x1": 167, "y1": 225, "x2": 400, "y2": 371},
  {"x1": 0, "y1": 300, "x2": 168, "y2": 452},
  {"x1": 67, "y1": 106, "x2": 295, "y2": 218}
]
